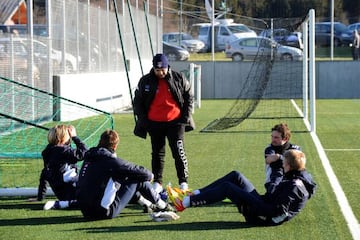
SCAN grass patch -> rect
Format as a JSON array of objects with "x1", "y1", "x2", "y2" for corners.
[{"x1": 0, "y1": 99, "x2": 356, "y2": 240}]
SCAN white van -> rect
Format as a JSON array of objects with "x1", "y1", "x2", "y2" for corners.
[{"x1": 190, "y1": 19, "x2": 257, "y2": 52}]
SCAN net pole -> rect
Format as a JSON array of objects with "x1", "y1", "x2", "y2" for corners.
[
  {"x1": 125, "y1": 0, "x2": 144, "y2": 75},
  {"x1": 302, "y1": 16, "x2": 309, "y2": 129},
  {"x1": 143, "y1": 0, "x2": 154, "y2": 56},
  {"x1": 196, "y1": 64, "x2": 201, "y2": 108},
  {"x1": 189, "y1": 63, "x2": 195, "y2": 113},
  {"x1": 0, "y1": 112, "x2": 50, "y2": 131},
  {"x1": 112, "y1": 0, "x2": 136, "y2": 123}
]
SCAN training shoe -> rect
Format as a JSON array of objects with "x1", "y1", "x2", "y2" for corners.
[
  {"x1": 143, "y1": 203, "x2": 175, "y2": 213},
  {"x1": 143, "y1": 204, "x2": 155, "y2": 213},
  {"x1": 161, "y1": 203, "x2": 176, "y2": 212},
  {"x1": 43, "y1": 200, "x2": 60, "y2": 210},
  {"x1": 179, "y1": 182, "x2": 189, "y2": 191},
  {"x1": 166, "y1": 185, "x2": 186, "y2": 212},
  {"x1": 159, "y1": 189, "x2": 168, "y2": 202}
]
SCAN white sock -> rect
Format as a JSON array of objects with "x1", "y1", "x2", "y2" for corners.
[
  {"x1": 59, "y1": 200, "x2": 69, "y2": 209},
  {"x1": 183, "y1": 196, "x2": 190, "y2": 208},
  {"x1": 137, "y1": 195, "x2": 152, "y2": 207},
  {"x1": 192, "y1": 189, "x2": 200, "y2": 195},
  {"x1": 156, "y1": 199, "x2": 167, "y2": 209}
]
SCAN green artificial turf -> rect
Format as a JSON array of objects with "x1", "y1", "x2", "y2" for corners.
[{"x1": 0, "y1": 99, "x2": 357, "y2": 240}]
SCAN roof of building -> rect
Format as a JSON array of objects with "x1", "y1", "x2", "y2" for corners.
[{"x1": 0, "y1": 0, "x2": 26, "y2": 24}]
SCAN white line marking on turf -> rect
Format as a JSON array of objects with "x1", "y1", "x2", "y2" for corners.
[
  {"x1": 311, "y1": 132, "x2": 360, "y2": 240},
  {"x1": 325, "y1": 149, "x2": 360, "y2": 151}
]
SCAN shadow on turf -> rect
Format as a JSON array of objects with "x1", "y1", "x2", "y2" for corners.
[
  {"x1": 0, "y1": 202, "x2": 45, "y2": 211},
  {"x1": 0, "y1": 215, "x2": 87, "y2": 226},
  {"x1": 74, "y1": 221, "x2": 258, "y2": 232}
]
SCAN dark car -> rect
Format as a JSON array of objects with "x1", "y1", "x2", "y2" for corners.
[
  {"x1": 0, "y1": 24, "x2": 48, "y2": 37},
  {"x1": 260, "y1": 28, "x2": 303, "y2": 49},
  {"x1": 162, "y1": 41, "x2": 189, "y2": 61},
  {"x1": 347, "y1": 22, "x2": 360, "y2": 33},
  {"x1": 315, "y1": 22, "x2": 353, "y2": 47}
]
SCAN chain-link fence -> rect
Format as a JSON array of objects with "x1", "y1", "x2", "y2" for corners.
[{"x1": 0, "y1": 0, "x2": 161, "y2": 93}]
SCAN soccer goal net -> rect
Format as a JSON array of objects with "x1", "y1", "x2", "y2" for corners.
[
  {"x1": 201, "y1": 9, "x2": 316, "y2": 133},
  {"x1": 0, "y1": 76, "x2": 114, "y2": 196}
]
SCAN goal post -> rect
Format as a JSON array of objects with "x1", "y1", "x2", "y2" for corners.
[
  {"x1": 201, "y1": 9, "x2": 316, "y2": 133},
  {"x1": 189, "y1": 63, "x2": 202, "y2": 110},
  {"x1": 301, "y1": 9, "x2": 316, "y2": 133}
]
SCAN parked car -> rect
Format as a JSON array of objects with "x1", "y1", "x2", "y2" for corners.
[
  {"x1": 0, "y1": 37, "x2": 79, "y2": 73},
  {"x1": 24, "y1": 39, "x2": 79, "y2": 73},
  {"x1": 225, "y1": 36, "x2": 303, "y2": 61},
  {"x1": 191, "y1": 19, "x2": 257, "y2": 52},
  {"x1": 163, "y1": 32, "x2": 205, "y2": 53},
  {"x1": 259, "y1": 28, "x2": 303, "y2": 49},
  {"x1": 315, "y1": 22, "x2": 353, "y2": 47},
  {"x1": 347, "y1": 22, "x2": 360, "y2": 32},
  {"x1": 0, "y1": 50, "x2": 40, "y2": 84},
  {"x1": 162, "y1": 41, "x2": 189, "y2": 61}
]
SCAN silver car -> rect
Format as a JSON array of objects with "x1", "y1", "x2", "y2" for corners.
[
  {"x1": 163, "y1": 32, "x2": 205, "y2": 53},
  {"x1": 225, "y1": 36, "x2": 303, "y2": 61}
]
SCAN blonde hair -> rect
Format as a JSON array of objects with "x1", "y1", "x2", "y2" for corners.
[
  {"x1": 284, "y1": 149, "x2": 306, "y2": 171},
  {"x1": 48, "y1": 125, "x2": 70, "y2": 145}
]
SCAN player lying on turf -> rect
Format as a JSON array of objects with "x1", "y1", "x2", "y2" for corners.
[{"x1": 168, "y1": 149, "x2": 316, "y2": 226}]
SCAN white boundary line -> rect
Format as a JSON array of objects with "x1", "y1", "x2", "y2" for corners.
[
  {"x1": 311, "y1": 132, "x2": 360, "y2": 240},
  {"x1": 325, "y1": 149, "x2": 360, "y2": 151},
  {"x1": 292, "y1": 99, "x2": 360, "y2": 238}
]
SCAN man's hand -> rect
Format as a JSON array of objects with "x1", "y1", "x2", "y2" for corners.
[{"x1": 265, "y1": 154, "x2": 280, "y2": 164}]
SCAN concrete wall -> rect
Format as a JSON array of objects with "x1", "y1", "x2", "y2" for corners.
[
  {"x1": 54, "y1": 60, "x2": 152, "y2": 115},
  {"x1": 172, "y1": 61, "x2": 360, "y2": 99},
  {"x1": 316, "y1": 61, "x2": 360, "y2": 98},
  {"x1": 53, "y1": 60, "x2": 359, "y2": 119}
]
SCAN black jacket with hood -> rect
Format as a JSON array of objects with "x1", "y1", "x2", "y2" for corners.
[
  {"x1": 244, "y1": 169, "x2": 317, "y2": 225},
  {"x1": 133, "y1": 67, "x2": 195, "y2": 138},
  {"x1": 76, "y1": 147, "x2": 153, "y2": 215}
]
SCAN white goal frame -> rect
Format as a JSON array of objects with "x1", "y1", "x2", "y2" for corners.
[{"x1": 302, "y1": 9, "x2": 316, "y2": 133}]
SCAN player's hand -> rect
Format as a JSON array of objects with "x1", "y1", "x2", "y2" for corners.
[
  {"x1": 265, "y1": 154, "x2": 280, "y2": 164},
  {"x1": 68, "y1": 125, "x2": 77, "y2": 137}
]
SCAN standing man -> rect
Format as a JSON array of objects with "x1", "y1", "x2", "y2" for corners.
[
  {"x1": 353, "y1": 29, "x2": 360, "y2": 60},
  {"x1": 133, "y1": 53, "x2": 195, "y2": 193}
]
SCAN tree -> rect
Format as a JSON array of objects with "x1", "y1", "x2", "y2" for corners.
[{"x1": 343, "y1": 0, "x2": 360, "y2": 23}]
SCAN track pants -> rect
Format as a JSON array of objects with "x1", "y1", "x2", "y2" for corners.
[
  {"x1": 148, "y1": 120, "x2": 189, "y2": 185},
  {"x1": 189, "y1": 171, "x2": 274, "y2": 224}
]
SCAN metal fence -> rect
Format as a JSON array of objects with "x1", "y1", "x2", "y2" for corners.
[{"x1": 0, "y1": 0, "x2": 162, "y2": 93}]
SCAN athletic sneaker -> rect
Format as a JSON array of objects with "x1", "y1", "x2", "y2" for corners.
[
  {"x1": 159, "y1": 189, "x2": 168, "y2": 202},
  {"x1": 143, "y1": 203, "x2": 175, "y2": 213},
  {"x1": 43, "y1": 200, "x2": 60, "y2": 210},
  {"x1": 179, "y1": 182, "x2": 189, "y2": 191},
  {"x1": 166, "y1": 185, "x2": 186, "y2": 212},
  {"x1": 143, "y1": 204, "x2": 155, "y2": 213}
]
